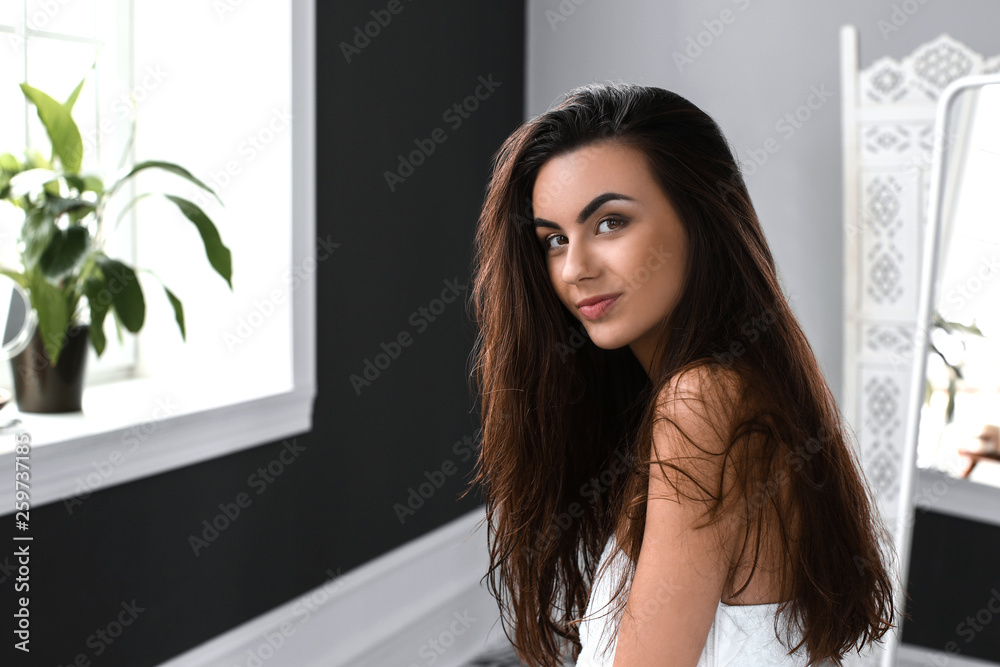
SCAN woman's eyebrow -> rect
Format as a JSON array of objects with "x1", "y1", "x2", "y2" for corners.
[{"x1": 533, "y1": 192, "x2": 636, "y2": 230}]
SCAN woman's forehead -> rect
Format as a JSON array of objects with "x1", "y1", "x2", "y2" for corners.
[{"x1": 531, "y1": 142, "x2": 656, "y2": 213}]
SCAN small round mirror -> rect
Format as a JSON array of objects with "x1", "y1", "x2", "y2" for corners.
[{"x1": 0, "y1": 274, "x2": 36, "y2": 360}]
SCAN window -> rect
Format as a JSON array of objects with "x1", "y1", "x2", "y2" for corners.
[
  {"x1": 1, "y1": 1, "x2": 295, "y2": 398},
  {"x1": 0, "y1": 0, "x2": 315, "y2": 510}
]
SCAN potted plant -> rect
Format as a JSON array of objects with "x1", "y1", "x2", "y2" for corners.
[{"x1": 0, "y1": 74, "x2": 233, "y2": 413}]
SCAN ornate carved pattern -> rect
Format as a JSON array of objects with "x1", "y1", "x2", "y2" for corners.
[
  {"x1": 863, "y1": 323, "x2": 916, "y2": 361},
  {"x1": 859, "y1": 372, "x2": 906, "y2": 506},
  {"x1": 859, "y1": 172, "x2": 920, "y2": 317},
  {"x1": 862, "y1": 124, "x2": 912, "y2": 157},
  {"x1": 861, "y1": 34, "x2": 1000, "y2": 105}
]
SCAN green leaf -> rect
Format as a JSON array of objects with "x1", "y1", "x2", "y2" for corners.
[
  {"x1": 944, "y1": 321, "x2": 984, "y2": 337},
  {"x1": 21, "y1": 208, "x2": 57, "y2": 268},
  {"x1": 44, "y1": 194, "x2": 95, "y2": 218},
  {"x1": 82, "y1": 276, "x2": 109, "y2": 356},
  {"x1": 63, "y1": 75, "x2": 87, "y2": 113},
  {"x1": 20, "y1": 82, "x2": 84, "y2": 173},
  {"x1": 38, "y1": 226, "x2": 89, "y2": 279},
  {"x1": 94, "y1": 256, "x2": 145, "y2": 332},
  {"x1": 0, "y1": 152, "x2": 22, "y2": 174},
  {"x1": 156, "y1": 285, "x2": 187, "y2": 343},
  {"x1": 946, "y1": 379, "x2": 956, "y2": 422},
  {"x1": 82, "y1": 175, "x2": 103, "y2": 193},
  {"x1": 111, "y1": 304, "x2": 125, "y2": 345},
  {"x1": 120, "y1": 161, "x2": 222, "y2": 205},
  {"x1": 27, "y1": 271, "x2": 70, "y2": 367},
  {"x1": 43, "y1": 179, "x2": 61, "y2": 198},
  {"x1": 163, "y1": 284, "x2": 185, "y2": 341},
  {"x1": 24, "y1": 149, "x2": 51, "y2": 170},
  {"x1": 163, "y1": 195, "x2": 233, "y2": 288},
  {"x1": 63, "y1": 174, "x2": 104, "y2": 198},
  {"x1": 63, "y1": 174, "x2": 84, "y2": 192},
  {"x1": 0, "y1": 154, "x2": 22, "y2": 196},
  {"x1": 0, "y1": 268, "x2": 29, "y2": 290},
  {"x1": 135, "y1": 268, "x2": 186, "y2": 342}
]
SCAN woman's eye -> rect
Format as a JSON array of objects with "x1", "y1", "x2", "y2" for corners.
[
  {"x1": 542, "y1": 234, "x2": 566, "y2": 250},
  {"x1": 540, "y1": 218, "x2": 626, "y2": 252},
  {"x1": 597, "y1": 217, "x2": 626, "y2": 233}
]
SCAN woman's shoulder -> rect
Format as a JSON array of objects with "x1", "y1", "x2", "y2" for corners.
[
  {"x1": 653, "y1": 363, "x2": 746, "y2": 443},
  {"x1": 657, "y1": 363, "x2": 745, "y2": 406}
]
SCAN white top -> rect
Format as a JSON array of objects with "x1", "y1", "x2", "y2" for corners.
[{"x1": 575, "y1": 534, "x2": 819, "y2": 666}]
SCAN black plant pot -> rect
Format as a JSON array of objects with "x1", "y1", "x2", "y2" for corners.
[{"x1": 10, "y1": 323, "x2": 90, "y2": 413}]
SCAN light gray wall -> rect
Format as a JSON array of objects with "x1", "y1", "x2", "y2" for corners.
[{"x1": 526, "y1": 0, "x2": 1000, "y2": 408}]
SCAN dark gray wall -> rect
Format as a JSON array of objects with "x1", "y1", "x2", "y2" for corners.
[
  {"x1": 904, "y1": 509, "x2": 1000, "y2": 662},
  {"x1": 0, "y1": 2, "x2": 524, "y2": 664}
]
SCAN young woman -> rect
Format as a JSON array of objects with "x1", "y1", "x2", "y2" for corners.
[{"x1": 466, "y1": 82, "x2": 899, "y2": 666}]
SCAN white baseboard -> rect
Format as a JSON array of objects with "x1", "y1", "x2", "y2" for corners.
[
  {"x1": 897, "y1": 642, "x2": 999, "y2": 666},
  {"x1": 915, "y1": 467, "x2": 1000, "y2": 528},
  {"x1": 158, "y1": 506, "x2": 514, "y2": 667}
]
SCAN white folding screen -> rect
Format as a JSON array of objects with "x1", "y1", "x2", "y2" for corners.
[{"x1": 839, "y1": 25, "x2": 1000, "y2": 667}]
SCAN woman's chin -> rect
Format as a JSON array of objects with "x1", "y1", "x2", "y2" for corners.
[{"x1": 582, "y1": 331, "x2": 628, "y2": 351}]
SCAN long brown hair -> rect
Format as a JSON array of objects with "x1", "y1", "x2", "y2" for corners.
[{"x1": 465, "y1": 82, "x2": 899, "y2": 666}]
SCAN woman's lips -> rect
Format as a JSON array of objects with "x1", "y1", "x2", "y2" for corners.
[{"x1": 578, "y1": 294, "x2": 620, "y2": 320}]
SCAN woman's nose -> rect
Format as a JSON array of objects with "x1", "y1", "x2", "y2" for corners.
[{"x1": 561, "y1": 238, "x2": 597, "y2": 283}]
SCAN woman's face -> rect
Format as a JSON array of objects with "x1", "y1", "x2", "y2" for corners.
[{"x1": 531, "y1": 140, "x2": 688, "y2": 375}]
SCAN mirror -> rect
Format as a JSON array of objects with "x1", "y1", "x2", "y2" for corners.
[
  {"x1": 912, "y1": 77, "x2": 1000, "y2": 489},
  {"x1": 891, "y1": 73, "x2": 1000, "y2": 667},
  {"x1": 0, "y1": 274, "x2": 35, "y2": 360}
]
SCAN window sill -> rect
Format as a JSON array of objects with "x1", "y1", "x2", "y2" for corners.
[{"x1": 0, "y1": 375, "x2": 316, "y2": 511}]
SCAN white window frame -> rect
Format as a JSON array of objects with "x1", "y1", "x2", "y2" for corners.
[{"x1": 0, "y1": 0, "x2": 316, "y2": 510}]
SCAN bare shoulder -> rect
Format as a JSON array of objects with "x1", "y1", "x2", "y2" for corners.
[
  {"x1": 613, "y1": 365, "x2": 746, "y2": 664},
  {"x1": 657, "y1": 363, "x2": 743, "y2": 407},
  {"x1": 646, "y1": 363, "x2": 749, "y2": 536},
  {"x1": 652, "y1": 364, "x2": 745, "y2": 462}
]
